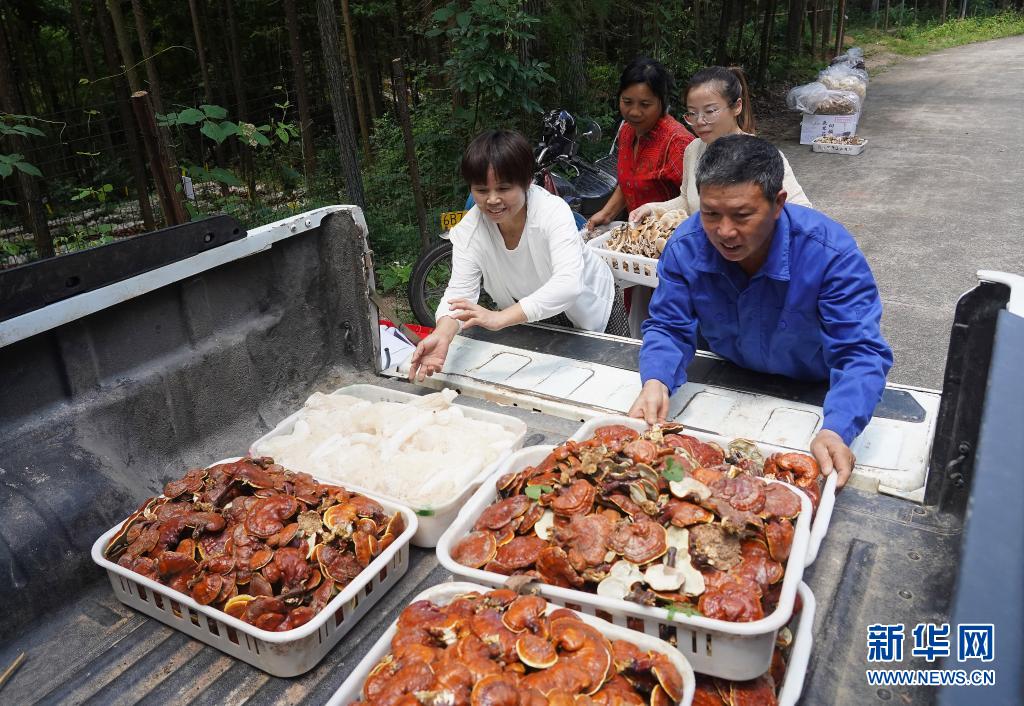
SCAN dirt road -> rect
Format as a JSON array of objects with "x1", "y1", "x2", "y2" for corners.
[{"x1": 776, "y1": 35, "x2": 1024, "y2": 389}]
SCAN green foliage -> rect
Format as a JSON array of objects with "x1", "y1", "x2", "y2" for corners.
[
  {"x1": 0, "y1": 114, "x2": 45, "y2": 179},
  {"x1": 185, "y1": 164, "x2": 243, "y2": 188},
  {"x1": 70, "y1": 183, "x2": 114, "y2": 203},
  {"x1": 429, "y1": 0, "x2": 554, "y2": 127},
  {"x1": 54, "y1": 223, "x2": 115, "y2": 253},
  {"x1": 377, "y1": 260, "x2": 413, "y2": 293},
  {"x1": 849, "y1": 12, "x2": 1024, "y2": 56},
  {"x1": 0, "y1": 153, "x2": 42, "y2": 178}
]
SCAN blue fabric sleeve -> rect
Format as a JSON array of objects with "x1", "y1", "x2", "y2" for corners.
[
  {"x1": 638, "y1": 245, "x2": 700, "y2": 392},
  {"x1": 818, "y1": 247, "x2": 894, "y2": 444}
]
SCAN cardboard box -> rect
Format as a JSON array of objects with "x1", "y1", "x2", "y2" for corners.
[{"x1": 800, "y1": 112, "x2": 861, "y2": 145}]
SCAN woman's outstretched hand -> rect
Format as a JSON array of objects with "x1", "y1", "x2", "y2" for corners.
[
  {"x1": 448, "y1": 299, "x2": 524, "y2": 331},
  {"x1": 628, "y1": 202, "x2": 665, "y2": 223},
  {"x1": 408, "y1": 332, "x2": 451, "y2": 383}
]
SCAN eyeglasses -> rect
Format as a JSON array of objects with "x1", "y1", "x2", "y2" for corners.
[{"x1": 682, "y1": 106, "x2": 724, "y2": 125}]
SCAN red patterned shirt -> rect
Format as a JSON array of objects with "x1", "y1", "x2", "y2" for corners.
[{"x1": 616, "y1": 115, "x2": 694, "y2": 212}]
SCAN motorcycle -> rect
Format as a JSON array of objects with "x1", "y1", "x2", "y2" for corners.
[{"x1": 406, "y1": 109, "x2": 619, "y2": 327}]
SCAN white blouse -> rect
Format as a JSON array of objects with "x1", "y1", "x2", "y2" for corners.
[
  {"x1": 436, "y1": 185, "x2": 614, "y2": 332},
  {"x1": 664, "y1": 136, "x2": 812, "y2": 214}
]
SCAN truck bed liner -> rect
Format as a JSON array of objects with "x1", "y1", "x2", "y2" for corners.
[{"x1": 0, "y1": 392, "x2": 960, "y2": 705}]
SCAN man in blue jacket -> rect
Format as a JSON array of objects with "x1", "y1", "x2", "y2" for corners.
[{"x1": 629, "y1": 134, "x2": 892, "y2": 488}]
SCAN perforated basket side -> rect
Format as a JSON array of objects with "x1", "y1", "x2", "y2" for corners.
[
  {"x1": 778, "y1": 582, "x2": 816, "y2": 706},
  {"x1": 588, "y1": 233, "x2": 661, "y2": 288},
  {"x1": 91, "y1": 487, "x2": 417, "y2": 677}
]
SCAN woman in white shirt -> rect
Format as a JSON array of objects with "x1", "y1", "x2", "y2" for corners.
[
  {"x1": 630, "y1": 66, "x2": 811, "y2": 222},
  {"x1": 409, "y1": 130, "x2": 622, "y2": 383}
]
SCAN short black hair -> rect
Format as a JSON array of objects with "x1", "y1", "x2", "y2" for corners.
[
  {"x1": 695, "y1": 134, "x2": 784, "y2": 202},
  {"x1": 619, "y1": 57, "x2": 674, "y2": 115},
  {"x1": 460, "y1": 129, "x2": 534, "y2": 190}
]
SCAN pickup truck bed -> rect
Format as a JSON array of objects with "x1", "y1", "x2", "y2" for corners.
[{"x1": 0, "y1": 210, "x2": 1017, "y2": 705}]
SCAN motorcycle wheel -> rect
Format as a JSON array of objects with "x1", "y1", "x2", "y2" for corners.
[
  {"x1": 408, "y1": 239, "x2": 496, "y2": 327},
  {"x1": 408, "y1": 239, "x2": 455, "y2": 327}
]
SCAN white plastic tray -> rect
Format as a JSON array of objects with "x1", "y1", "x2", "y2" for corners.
[
  {"x1": 572, "y1": 416, "x2": 837, "y2": 567},
  {"x1": 249, "y1": 383, "x2": 527, "y2": 547},
  {"x1": 811, "y1": 138, "x2": 868, "y2": 155},
  {"x1": 437, "y1": 445, "x2": 812, "y2": 680},
  {"x1": 91, "y1": 462, "x2": 417, "y2": 677},
  {"x1": 326, "y1": 581, "x2": 697, "y2": 706},
  {"x1": 778, "y1": 582, "x2": 816, "y2": 706},
  {"x1": 588, "y1": 232, "x2": 661, "y2": 288}
]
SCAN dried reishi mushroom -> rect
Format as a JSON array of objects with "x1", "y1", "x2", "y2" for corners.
[
  {"x1": 689, "y1": 524, "x2": 742, "y2": 571},
  {"x1": 451, "y1": 531, "x2": 498, "y2": 569},
  {"x1": 765, "y1": 519, "x2": 795, "y2": 563},
  {"x1": 455, "y1": 425, "x2": 805, "y2": 624},
  {"x1": 517, "y1": 633, "x2": 558, "y2": 669},
  {"x1": 669, "y1": 477, "x2": 712, "y2": 502},
  {"x1": 760, "y1": 484, "x2": 802, "y2": 520},
  {"x1": 105, "y1": 456, "x2": 403, "y2": 632},
  {"x1": 607, "y1": 518, "x2": 667, "y2": 564}
]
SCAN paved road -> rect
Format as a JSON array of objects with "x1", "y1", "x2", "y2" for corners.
[{"x1": 777, "y1": 35, "x2": 1024, "y2": 389}]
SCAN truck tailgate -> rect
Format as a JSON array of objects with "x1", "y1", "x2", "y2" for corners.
[{"x1": 383, "y1": 324, "x2": 941, "y2": 499}]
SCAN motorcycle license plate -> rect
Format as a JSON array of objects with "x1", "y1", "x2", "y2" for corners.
[{"x1": 440, "y1": 211, "x2": 467, "y2": 230}]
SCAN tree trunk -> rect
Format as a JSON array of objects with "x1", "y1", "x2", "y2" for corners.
[
  {"x1": 883, "y1": 0, "x2": 890, "y2": 30},
  {"x1": 834, "y1": 0, "x2": 847, "y2": 53},
  {"x1": 94, "y1": 0, "x2": 156, "y2": 231},
  {"x1": 71, "y1": 0, "x2": 99, "y2": 82},
  {"x1": 0, "y1": 16, "x2": 53, "y2": 258},
  {"x1": 315, "y1": 0, "x2": 364, "y2": 207},
  {"x1": 392, "y1": 59, "x2": 429, "y2": 255},
  {"x1": 716, "y1": 0, "x2": 733, "y2": 64},
  {"x1": 959, "y1": 0, "x2": 968, "y2": 18},
  {"x1": 823, "y1": 0, "x2": 835, "y2": 53},
  {"x1": 106, "y1": 0, "x2": 141, "y2": 93},
  {"x1": 810, "y1": 0, "x2": 819, "y2": 56},
  {"x1": 129, "y1": 0, "x2": 164, "y2": 113},
  {"x1": 340, "y1": 0, "x2": 371, "y2": 160},
  {"x1": 284, "y1": 0, "x2": 317, "y2": 179},
  {"x1": 786, "y1": 0, "x2": 807, "y2": 54},
  {"x1": 757, "y1": 0, "x2": 778, "y2": 84},
  {"x1": 187, "y1": 0, "x2": 213, "y2": 105},
  {"x1": 223, "y1": 0, "x2": 256, "y2": 200},
  {"x1": 693, "y1": 0, "x2": 701, "y2": 39},
  {"x1": 940, "y1": 0, "x2": 948, "y2": 21},
  {"x1": 360, "y1": 17, "x2": 381, "y2": 122},
  {"x1": 735, "y1": 0, "x2": 747, "y2": 58}
]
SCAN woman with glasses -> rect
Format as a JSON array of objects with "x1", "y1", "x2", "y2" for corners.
[
  {"x1": 585, "y1": 57, "x2": 695, "y2": 232},
  {"x1": 629, "y1": 66, "x2": 810, "y2": 222}
]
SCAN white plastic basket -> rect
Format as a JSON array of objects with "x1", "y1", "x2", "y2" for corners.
[
  {"x1": 777, "y1": 582, "x2": 816, "y2": 706},
  {"x1": 437, "y1": 446, "x2": 812, "y2": 680},
  {"x1": 571, "y1": 416, "x2": 837, "y2": 567},
  {"x1": 811, "y1": 137, "x2": 868, "y2": 155},
  {"x1": 588, "y1": 232, "x2": 661, "y2": 288},
  {"x1": 325, "y1": 581, "x2": 697, "y2": 706},
  {"x1": 249, "y1": 383, "x2": 527, "y2": 547},
  {"x1": 90, "y1": 469, "x2": 417, "y2": 677}
]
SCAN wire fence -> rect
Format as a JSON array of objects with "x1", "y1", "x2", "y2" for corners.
[{"x1": 1, "y1": 84, "x2": 345, "y2": 270}]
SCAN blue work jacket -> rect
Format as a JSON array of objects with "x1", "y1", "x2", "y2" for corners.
[{"x1": 639, "y1": 204, "x2": 893, "y2": 444}]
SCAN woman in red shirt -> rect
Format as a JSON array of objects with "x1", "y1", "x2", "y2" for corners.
[{"x1": 586, "y1": 57, "x2": 695, "y2": 230}]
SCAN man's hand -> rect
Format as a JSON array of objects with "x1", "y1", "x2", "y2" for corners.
[
  {"x1": 448, "y1": 299, "x2": 517, "y2": 331},
  {"x1": 810, "y1": 429, "x2": 856, "y2": 488},
  {"x1": 408, "y1": 333, "x2": 451, "y2": 383},
  {"x1": 628, "y1": 379, "x2": 670, "y2": 426}
]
